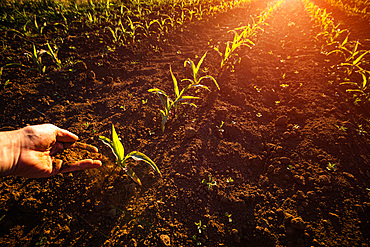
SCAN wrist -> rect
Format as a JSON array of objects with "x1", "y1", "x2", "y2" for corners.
[{"x1": 0, "y1": 128, "x2": 22, "y2": 177}]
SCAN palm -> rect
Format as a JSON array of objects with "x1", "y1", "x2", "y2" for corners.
[{"x1": 14, "y1": 124, "x2": 101, "y2": 178}]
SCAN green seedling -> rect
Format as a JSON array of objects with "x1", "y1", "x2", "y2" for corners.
[
  {"x1": 46, "y1": 43, "x2": 62, "y2": 70},
  {"x1": 287, "y1": 164, "x2": 293, "y2": 170},
  {"x1": 35, "y1": 233, "x2": 47, "y2": 247},
  {"x1": 176, "y1": 10, "x2": 186, "y2": 25},
  {"x1": 202, "y1": 174, "x2": 217, "y2": 190},
  {"x1": 137, "y1": 19, "x2": 159, "y2": 37},
  {"x1": 326, "y1": 162, "x2": 337, "y2": 171},
  {"x1": 183, "y1": 52, "x2": 219, "y2": 90},
  {"x1": 226, "y1": 177, "x2": 234, "y2": 183},
  {"x1": 195, "y1": 220, "x2": 206, "y2": 234},
  {"x1": 334, "y1": 124, "x2": 348, "y2": 132},
  {"x1": 356, "y1": 124, "x2": 367, "y2": 136},
  {"x1": 99, "y1": 124, "x2": 161, "y2": 185},
  {"x1": 106, "y1": 26, "x2": 125, "y2": 46},
  {"x1": 341, "y1": 50, "x2": 369, "y2": 76},
  {"x1": 216, "y1": 121, "x2": 224, "y2": 132},
  {"x1": 225, "y1": 212, "x2": 232, "y2": 222},
  {"x1": 148, "y1": 66, "x2": 201, "y2": 132},
  {"x1": 0, "y1": 63, "x2": 21, "y2": 85},
  {"x1": 25, "y1": 44, "x2": 46, "y2": 73},
  {"x1": 192, "y1": 235, "x2": 202, "y2": 246},
  {"x1": 32, "y1": 17, "x2": 46, "y2": 34}
]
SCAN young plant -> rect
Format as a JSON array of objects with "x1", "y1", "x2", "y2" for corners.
[
  {"x1": 216, "y1": 121, "x2": 224, "y2": 132},
  {"x1": 25, "y1": 44, "x2": 46, "y2": 73},
  {"x1": 99, "y1": 124, "x2": 161, "y2": 185},
  {"x1": 0, "y1": 63, "x2": 21, "y2": 84},
  {"x1": 326, "y1": 162, "x2": 337, "y2": 171},
  {"x1": 137, "y1": 19, "x2": 159, "y2": 37},
  {"x1": 106, "y1": 25, "x2": 125, "y2": 46},
  {"x1": 225, "y1": 212, "x2": 232, "y2": 222},
  {"x1": 195, "y1": 220, "x2": 206, "y2": 234},
  {"x1": 202, "y1": 174, "x2": 216, "y2": 190},
  {"x1": 214, "y1": 29, "x2": 254, "y2": 77},
  {"x1": 46, "y1": 42, "x2": 62, "y2": 70},
  {"x1": 183, "y1": 52, "x2": 219, "y2": 90},
  {"x1": 148, "y1": 66, "x2": 200, "y2": 132}
]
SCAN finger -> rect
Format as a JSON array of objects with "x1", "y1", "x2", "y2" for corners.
[
  {"x1": 50, "y1": 158, "x2": 63, "y2": 176},
  {"x1": 63, "y1": 142, "x2": 99, "y2": 153},
  {"x1": 59, "y1": 159, "x2": 102, "y2": 174},
  {"x1": 56, "y1": 127, "x2": 79, "y2": 143},
  {"x1": 50, "y1": 141, "x2": 64, "y2": 156}
]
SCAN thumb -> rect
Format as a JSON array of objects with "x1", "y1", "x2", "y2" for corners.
[{"x1": 55, "y1": 127, "x2": 79, "y2": 143}]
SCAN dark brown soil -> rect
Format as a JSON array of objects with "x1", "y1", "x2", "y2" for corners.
[{"x1": 1, "y1": 0, "x2": 370, "y2": 246}]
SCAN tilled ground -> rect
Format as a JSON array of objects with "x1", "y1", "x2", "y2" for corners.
[{"x1": 0, "y1": 0, "x2": 370, "y2": 246}]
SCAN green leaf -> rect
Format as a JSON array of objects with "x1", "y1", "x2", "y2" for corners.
[
  {"x1": 160, "y1": 113, "x2": 168, "y2": 132},
  {"x1": 181, "y1": 102, "x2": 198, "y2": 107},
  {"x1": 148, "y1": 88, "x2": 169, "y2": 109},
  {"x1": 125, "y1": 166, "x2": 142, "y2": 185},
  {"x1": 112, "y1": 124, "x2": 125, "y2": 164},
  {"x1": 353, "y1": 51, "x2": 369, "y2": 66},
  {"x1": 126, "y1": 151, "x2": 161, "y2": 175},
  {"x1": 179, "y1": 95, "x2": 200, "y2": 101},
  {"x1": 196, "y1": 52, "x2": 207, "y2": 80},
  {"x1": 198, "y1": 76, "x2": 219, "y2": 90},
  {"x1": 99, "y1": 135, "x2": 121, "y2": 162},
  {"x1": 99, "y1": 135, "x2": 113, "y2": 147},
  {"x1": 190, "y1": 84, "x2": 210, "y2": 91},
  {"x1": 170, "y1": 66, "x2": 179, "y2": 98}
]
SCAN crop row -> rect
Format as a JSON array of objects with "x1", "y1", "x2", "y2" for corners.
[
  {"x1": 302, "y1": 0, "x2": 370, "y2": 104},
  {"x1": 323, "y1": 0, "x2": 370, "y2": 19},
  {"x1": 0, "y1": 0, "x2": 284, "y2": 185},
  {"x1": 0, "y1": 0, "x2": 255, "y2": 43},
  {"x1": 99, "y1": 0, "x2": 284, "y2": 185},
  {"x1": 213, "y1": 0, "x2": 284, "y2": 77},
  {"x1": 148, "y1": 0, "x2": 284, "y2": 133},
  {"x1": 0, "y1": 0, "x2": 260, "y2": 85}
]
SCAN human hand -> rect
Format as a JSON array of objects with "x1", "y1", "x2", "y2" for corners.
[{"x1": 11, "y1": 124, "x2": 102, "y2": 178}]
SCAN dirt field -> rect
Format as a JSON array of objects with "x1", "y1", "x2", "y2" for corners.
[{"x1": 0, "y1": 0, "x2": 370, "y2": 246}]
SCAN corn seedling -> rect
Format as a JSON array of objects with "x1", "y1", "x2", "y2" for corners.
[
  {"x1": 192, "y1": 235, "x2": 202, "y2": 246},
  {"x1": 46, "y1": 42, "x2": 62, "y2": 70},
  {"x1": 195, "y1": 220, "x2": 206, "y2": 234},
  {"x1": 99, "y1": 124, "x2": 161, "y2": 185},
  {"x1": 32, "y1": 17, "x2": 46, "y2": 34},
  {"x1": 326, "y1": 162, "x2": 337, "y2": 171},
  {"x1": 225, "y1": 212, "x2": 232, "y2": 222},
  {"x1": 356, "y1": 124, "x2": 367, "y2": 136},
  {"x1": 176, "y1": 10, "x2": 186, "y2": 25},
  {"x1": 341, "y1": 71, "x2": 370, "y2": 102},
  {"x1": 25, "y1": 44, "x2": 46, "y2": 73},
  {"x1": 0, "y1": 63, "x2": 21, "y2": 83},
  {"x1": 106, "y1": 25, "x2": 125, "y2": 46},
  {"x1": 216, "y1": 121, "x2": 224, "y2": 132},
  {"x1": 148, "y1": 66, "x2": 201, "y2": 132},
  {"x1": 202, "y1": 174, "x2": 216, "y2": 190},
  {"x1": 137, "y1": 19, "x2": 159, "y2": 37},
  {"x1": 214, "y1": 27, "x2": 255, "y2": 77},
  {"x1": 183, "y1": 52, "x2": 219, "y2": 90},
  {"x1": 340, "y1": 50, "x2": 369, "y2": 76}
]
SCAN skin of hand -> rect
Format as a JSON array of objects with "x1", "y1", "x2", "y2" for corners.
[{"x1": 0, "y1": 124, "x2": 102, "y2": 178}]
